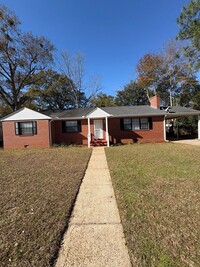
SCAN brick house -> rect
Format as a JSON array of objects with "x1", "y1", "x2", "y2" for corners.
[{"x1": 1, "y1": 95, "x2": 200, "y2": 149}]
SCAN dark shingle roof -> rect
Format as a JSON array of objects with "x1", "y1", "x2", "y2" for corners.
[
  {"x1": 101, "y1": 106, "x2": 166, "y2": 117},
  {"x1": 165, "y1": 106, "x2": 200, "y2": 118},
  {"x1": 43, "y1": 107, "x2": 93, "y2": 119},
  {"x1": 43, "y1": 105, "x2": 200, "y2": 120}
]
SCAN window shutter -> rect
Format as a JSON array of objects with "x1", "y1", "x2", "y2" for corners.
[
  {"x1": 15, "y1": 122, "x2": 19, "y2": 135},
  {"x1": 149, "y1": 118, "x2": 153, "y2": 129},
  {"x1": 120, "y1": 119, "x2": 124, "y2": 130},
  {"x1": 78, "y1": 120, "x2": 82, "y2": 132},
  {"x1": 62, "y1": 121, "x2": 66, "y2": 133},
  {"x1": 33, "y1": 121, "x2": 37, "y2": 134}
]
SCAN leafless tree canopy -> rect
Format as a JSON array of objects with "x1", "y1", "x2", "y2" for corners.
[{"x1": 0, "y1": 5, "x2": 55, "y2": 111}]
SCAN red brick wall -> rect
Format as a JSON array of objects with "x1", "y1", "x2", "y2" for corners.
[
  {"x1": 51, "y1": 116, "x2": 164, "y2": 145},
  {"x1": 2, "y1": 120, "x2": 50, "y2": 149},
  {"x1": 51, "y1": 119, "x2": 107, "y2": 146},
  {"x1": 51, "y1": 119, "x2": 89, "y2": 146},
  {"x1": 108, "y1": 116, "x2": 164, "y2": 144}
]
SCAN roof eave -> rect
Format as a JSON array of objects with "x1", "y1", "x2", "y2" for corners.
[
  {"x1": 2, "y1": 118, "x2": 52, "y2": 122},
  {"x1": 166, "y1": 112, "x2": 200, "y2": 118},
  {"x1": 52, "y1": 116, "x2": 86, "y2": 120},
  {"x1": 110, "y1": 114, "x2": 165, "y2": 118}
]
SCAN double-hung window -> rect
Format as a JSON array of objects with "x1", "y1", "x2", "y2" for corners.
[
  {"x1": 62, "y1": 120, "x2": 81, "y2": 133},
  {"x1": 15, "y1": 121, "x2": 37, "y2": 135},
  {"x1": 132, "y1": 118, "x2": 140, "y2": 130},
  {"x1": 140, "y1": 118, "x2": 149, "y2": 129},
  {"x1": 121, "y1": 118, "x2": 152, "y2": 131}
]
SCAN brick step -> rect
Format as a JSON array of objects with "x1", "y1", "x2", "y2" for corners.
[
  {"x1": 90, "y1": 142, "x2": 107, "y2": 147},
  {"x1": 90, "y1": 139, "x2": 107, "y2": 146},
  {"x1": 93, "y1": 139, "x2": 107, "y2": 142}
]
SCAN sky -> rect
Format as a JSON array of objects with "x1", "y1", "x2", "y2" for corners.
[{"x1": 3, "y1": 0, "x2": 190, "y2": 96}]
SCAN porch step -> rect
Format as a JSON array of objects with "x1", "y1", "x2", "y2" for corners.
[{"x1": 90, "y1": 139, "x2": 107, "y2": 147}]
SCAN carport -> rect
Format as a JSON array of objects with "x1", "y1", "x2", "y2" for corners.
[{"x1": 164, "y1": 106, "x2": 200, "y2": 141}]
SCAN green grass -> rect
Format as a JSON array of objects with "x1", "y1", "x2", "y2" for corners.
[
  {"x1": 105, "y1": 143, "x2": 200, "y2": 267},
  {"x1": 0, "y1": 147, "x2": 91, "y2": 267}
]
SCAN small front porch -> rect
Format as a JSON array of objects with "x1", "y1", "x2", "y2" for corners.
[{"x1": 86, "y1": 108, "x2": 111, "y2": 147}]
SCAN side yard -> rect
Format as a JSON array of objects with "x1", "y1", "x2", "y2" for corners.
[
  {"x1": 0, "y1": 147, "x2": 91, "y2": 267},
  {"x1": 106, "y1": 143, "x2": 200, "y2": 267}
]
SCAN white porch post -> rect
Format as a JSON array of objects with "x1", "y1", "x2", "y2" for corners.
[
  {"x1": 163, "y1": 116, "x2": 166, "y2": 141},
  {"x1": 198, "y1": 115, "x2": 200, "y2": 140},
  {"x1": 105, "y1": 116, "x2": 110, "y2": 147},
  {"x1": 87, "y1": 117, "x2": 91, "y2": 148}
]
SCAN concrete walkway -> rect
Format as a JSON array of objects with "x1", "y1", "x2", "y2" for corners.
[{"x1": 55, "y1": 147, "x2": 131, "y2": 267}]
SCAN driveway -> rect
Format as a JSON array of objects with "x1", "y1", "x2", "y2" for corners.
[{"x1": 172, "y1": 139, "x2": 200, "y2": 146}]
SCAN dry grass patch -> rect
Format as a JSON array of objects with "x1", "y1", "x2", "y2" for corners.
[
  {"x1": 0, "y1": 147, "x2": 91, "y2": 267},
  {"x1": 105, "y1": 143, "x2": 200, "y2": 267}
]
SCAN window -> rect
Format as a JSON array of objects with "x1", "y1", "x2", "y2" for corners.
[
  {"x1": 132, "y1": 118, "x2": 140, "y2": 130},
  {"x1": 140, "y1": 118, "x2": 149, "y2": 130},
  {"x1": 121, "y1": 118, "x2": 152, "y2": 131},
  {"x1": 62, "y1": 120, "x2": 81, "y2": 133},
  {"x1": 123, "y1": 118, "x2": 132, "y2": 130},
  {"x1": 15, "y1": 121, "x2": 37, "y2": 135}
]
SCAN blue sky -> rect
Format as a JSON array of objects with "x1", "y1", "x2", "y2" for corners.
[{"x1": 3, "y1": 0, "x2": 190, "y2": 95}]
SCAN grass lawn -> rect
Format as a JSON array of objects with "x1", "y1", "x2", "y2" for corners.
[
  {"x1": 0, "y1": 147, "x2": 91, "y2": 267},
  {"x1": 105, "y1": 143, "x2": 200, "y2": 267}
]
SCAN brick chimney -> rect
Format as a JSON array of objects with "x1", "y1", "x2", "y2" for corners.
[{"x1": 150, "y1": 94, "x2": 160, "y2": 109}]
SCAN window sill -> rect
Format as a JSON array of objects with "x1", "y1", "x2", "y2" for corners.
[
  {"x1": 63, "y1": 132, "x2": 81, "y2": 134},
  {"x1": 122, "y1": 129, "x2": 150, "y2": 131},
  {"x1": 16, "y1": 134, "x2": 36, "y2": 136}
]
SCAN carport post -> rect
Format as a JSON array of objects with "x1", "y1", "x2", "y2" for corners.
[
  {"x1": 198, "y1": 115, "x2": 200, "y2": 140},
  {"x1": 105, "y1": 116, "x2": 109, "y2": 147},
  {"x1": 163, "y1": 115, "x2": 166, "y2": 141},
  {"x1": 87, "y1": 117, "x2": 91, "y2": 148}
]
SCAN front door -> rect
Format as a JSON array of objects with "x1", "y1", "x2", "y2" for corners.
[{"x1": 94, "y1": 119, "x2": 103, "y2": 139}]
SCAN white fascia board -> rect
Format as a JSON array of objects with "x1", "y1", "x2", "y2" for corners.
[
  {"x1": 86, "y1": 107, "x2": 111, "y2": 118},
  {"x1": 2, "y1": 107, "x2": 51, "y2": 121}
]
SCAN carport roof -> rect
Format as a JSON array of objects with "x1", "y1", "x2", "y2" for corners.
[{"x1": 165, "y1": 106, "x2": 200, "y2": 118}]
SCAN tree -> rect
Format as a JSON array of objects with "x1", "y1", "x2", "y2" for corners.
[
  {"x1": 177, "y1": 78, "x2": 200, "y2": 107},
  {"x1": 28, "y1": 70, "x2": 87, "y2": 110},
  {"x1": 160, "y1": 41, "x2": 196, "y2": 106},
  {"x1": 0, "y1": 5, "x2": 54, "y2": 111},
  {"x1": 90, "y1": 93, "x2": 115, "y2": 107},
  {"x1": 136, "y1": 53, "x2": 164, "y2": 101},
  {"x1": 115, "y1": 81, "x2": 148, "y2": 106},
  {"x1": 58, "y1": 51, "x2": 101, "y2": 108},
  {"x1": 0, "y1": 101, "x2": 12, "y2": 117},
  {"x1": 177, "y1": 0, "x2": 200, "y2": 69},
  {"x1": 191, "y1": 84, "x2": 200, "y2": 109},
  {"x1": 136, "y1": 41, "x2": 196, "y2": 106}
]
